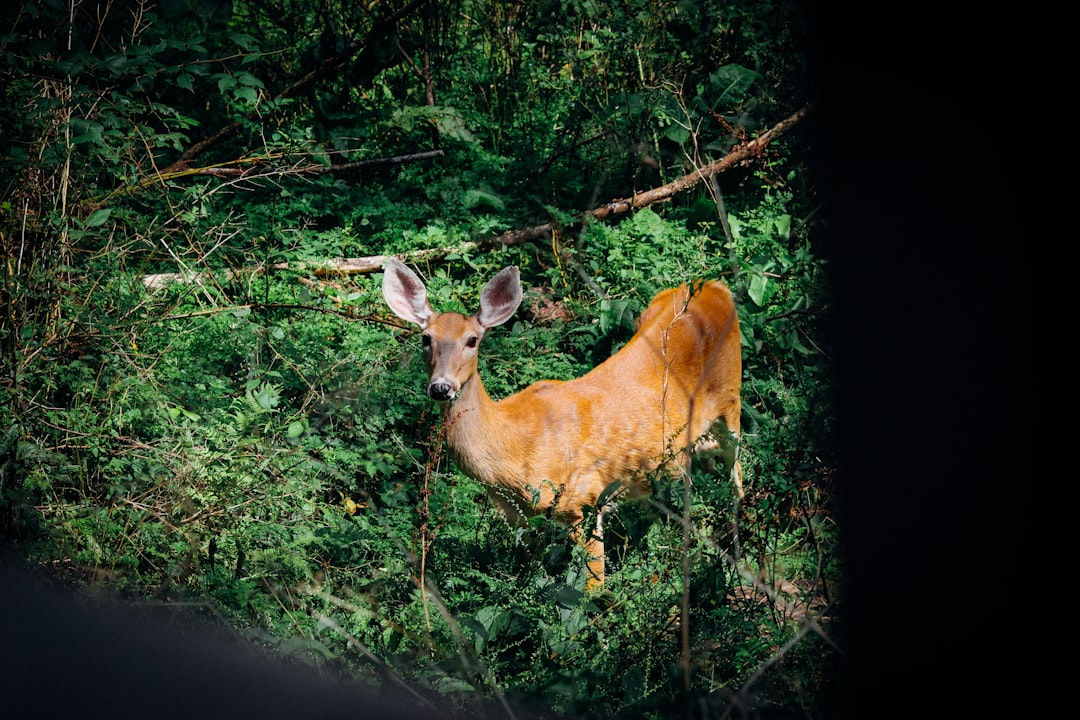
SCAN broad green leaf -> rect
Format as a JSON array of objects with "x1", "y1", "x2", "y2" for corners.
[
  {"x1": 84, "y1": 208, "x2": 111, "y2": 228},
  {"x1": 748, "y1": 272, "x2": 768, "y2": 306},
  {"x1": 234, "y1": 86, "x2": 258, "y2": 104}
]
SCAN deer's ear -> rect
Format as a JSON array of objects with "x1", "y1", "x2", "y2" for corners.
[
  {"x1": 382, "y1": 259, "x2": 433, "y2": 328},
  {"x1": 476, "y1": 266, "x2": 522, "y2": 329}
]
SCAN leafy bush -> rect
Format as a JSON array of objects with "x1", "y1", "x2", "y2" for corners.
[{"x1": 1, "y1": 1, "x2": 836, "y2": 717}]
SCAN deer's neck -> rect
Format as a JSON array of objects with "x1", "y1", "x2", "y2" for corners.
[{"x1": 440, "y1": 374, "x2": 512, "y2": 485}]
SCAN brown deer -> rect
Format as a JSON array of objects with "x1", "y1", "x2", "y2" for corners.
[{"x1": 382, "y1": 259, "x2": 742, "y2": 590}]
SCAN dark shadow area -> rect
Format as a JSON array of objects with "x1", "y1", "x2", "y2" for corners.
[
  {"x1": 0, "y1": 561, "x2": 520, "y2": 720},
  {"x1": 807, "y1": 3, "x2": 1061, "y2": 718}
]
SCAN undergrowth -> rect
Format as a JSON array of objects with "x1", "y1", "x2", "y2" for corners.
[{"x1": 1, "y1": 2, "x2": 836, "y2": 717}]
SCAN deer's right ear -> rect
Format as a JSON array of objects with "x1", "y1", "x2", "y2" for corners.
[{"x1": 382, "y1": 259, "x2": 433, "y2": 328}]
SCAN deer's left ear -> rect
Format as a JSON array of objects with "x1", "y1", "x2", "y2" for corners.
[{"x1": 477, "y1": 266, "x2": 522, "y2": 329}]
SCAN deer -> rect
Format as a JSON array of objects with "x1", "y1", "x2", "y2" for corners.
[{"x1": 381, "y1": 258, "x2": 742, "y2": 590}]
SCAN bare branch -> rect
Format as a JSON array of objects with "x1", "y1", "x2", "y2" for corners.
[
  {"x1": 490, "y1": 104, "x2": 812, "y2": 246},
  {"x1": 139, "y1": 105, "x2": 810, "y2": 290},
  {"x1": 142, "y1": 0, "x2": 436, "y2": 177},
  {"x1": 141, "y1": 244, "x2": 477, "y2": 291},
  {"x1": 166, "y1": 150, "x2": 445, "y2": 180}
]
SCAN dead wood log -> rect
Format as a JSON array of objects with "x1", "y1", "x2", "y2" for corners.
[
  {"x1": 141, "y1": 104, "x2": 809, "y2": 291},
  {"x1": 140, "y1": 245, "x2": 477, "y2": 290},
  {"x1": 489, "y1": 104, "x2": 810, "y2": 246}
]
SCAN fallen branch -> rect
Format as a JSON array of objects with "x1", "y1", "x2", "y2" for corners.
[
  {"x1": 141, "y1": 104, "x2": 810, "y2": 291},
  {"x1": 141, "y1": 244, "x2": 477, "y2": 290},
  {"x1": 88, "y1": 0, "x2": 436, "y2": 210},
  {"x1": 155, "y1": 0, "x2": 434, "y2": 179},
  {"x1": 169, "y1": 150, "x2": 446, "y2": 181},
  {"x1": 99, "y1": 151, "x2": 446, "y2": 208},
  {"x1": 490, "y1": 104, "x2": 811, "y2": 246}
]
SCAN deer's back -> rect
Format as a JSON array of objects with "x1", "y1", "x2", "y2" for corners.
[{"x1": 473, "y1": 280, "x2": 740, "y2": 520}]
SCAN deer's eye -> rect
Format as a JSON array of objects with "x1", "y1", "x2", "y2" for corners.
[{"x1": 466, "y1": 336, "x2": 478, "y2": 348}]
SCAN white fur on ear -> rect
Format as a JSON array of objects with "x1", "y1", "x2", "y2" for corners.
[
  {"x1": 477, "y1": 266, "x2": 522, "y2": 329},
  {"x1": 382, "y1": 259, "x2": 433, "y2": 328}
]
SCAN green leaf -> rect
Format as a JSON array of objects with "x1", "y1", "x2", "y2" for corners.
[
  {"x1": 104, "y1": 53, "x2": 129, "y2": 74},
  {"x1": 69, "y1": 118, "x2": 104, "y2": 145},
  {"x1": 774, "y1": 213, "x2": 792, "y2": 240},
  {"x1": 83, "y1": 209, "x2": 111, "y2": 228},
  {"x1": 235, "y1": 71, "x2": 264, "y2": 88},
  {"x1": 709, "y1": 63, "x2": 759, "y2": 104},
  {"x1": 748, "y1": 272, "x2": 768, "y2": 306},
  {"x1": 664, "y1": 124, "x2": 691, "y2": 144},
  {"x1": 230, "y1": 33, "x2": 259, "y2": 51},
  {"x1": 599, "y1": 298, "x2": 633, "y2": 334},
  {"x1": 234, "y1": 86, "x2": 258, "y2": 104}
]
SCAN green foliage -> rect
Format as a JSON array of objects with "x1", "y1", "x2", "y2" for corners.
[{"x1": 1, "y1": 1, "x2": 835, "y2": 718}]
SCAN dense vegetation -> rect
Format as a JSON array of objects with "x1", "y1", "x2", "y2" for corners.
[{"x1": 1, "y1": 1, "x2": 838, "y2": 717}]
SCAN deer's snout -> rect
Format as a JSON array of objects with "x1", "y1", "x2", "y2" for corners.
[{"x1": 427, "y1": 379, "x2": 457, "y2": 401}]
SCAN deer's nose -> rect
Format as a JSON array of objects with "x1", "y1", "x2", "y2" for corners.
[{"x1": 428, "y1": 379, "x2": 457, "y2": 401}]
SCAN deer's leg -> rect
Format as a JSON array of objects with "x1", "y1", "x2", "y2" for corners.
[
  {"x1": 717, "y1": 428, "x2": 743, "y2": 498},
  {"x1": 695, "y1": 423, "x2": 744, "y2": 499},
  {"x1": 565, "y1": 508, "x2": 606, "y2": 591},
  {"x1": 583, "y1": 509, "x2": 606, "y2": 591}
]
